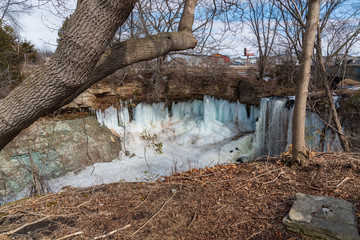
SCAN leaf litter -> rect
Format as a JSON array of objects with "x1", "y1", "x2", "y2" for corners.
[{"x1": 0, "y1": 152, "x2": 359, "y2": 239}]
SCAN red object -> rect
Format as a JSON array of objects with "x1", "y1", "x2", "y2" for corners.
[
  {"x1": 244, "y1": 48, "x2": 255, "y2": 56},
  {"x1": 209, "y1": 54, "x2": 230, "y2": 64}
]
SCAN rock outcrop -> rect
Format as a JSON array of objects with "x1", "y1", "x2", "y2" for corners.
[
  {"x1": 283, "y1": 193, "x2": 360, "y2": 240},
  {"x1": 0, "y1": 115, "x2": 121, "y2": 202},
  {"x1": 62, "y1": 69, "x2": 282, "y2": 111}
]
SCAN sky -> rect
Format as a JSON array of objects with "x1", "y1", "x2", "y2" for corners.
[
  {"x1": 21, "y1": 9, "x2": 60, "y2": 51},
  {"x1": 18, "y1": 2, "x2": 251, "y2": 55},
  {"x1": 20, "y1": 2, "x2": 75, "y2": 51},
  {"x1": 18, "y1": 2, "x2": 360, "y2": 57}
]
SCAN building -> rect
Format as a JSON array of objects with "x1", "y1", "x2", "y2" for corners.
[{"x1": 209, "y1": 54, "x2": 231, "y2": 64}]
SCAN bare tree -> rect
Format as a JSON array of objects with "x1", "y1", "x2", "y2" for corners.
[
  {"x1": 115, "y1": 0, "x2": 186, "y2": 42},
  {"x1": 112, "y1": 0, "x2": 242, "y2": 102},
  {"x1": 311, "y1": 0, "x2": 360, "y2": 152},
  {"x1": 292, "y1": 0, "x2": 320, "y2": 165},
  {"x1": 314, "y1": 36, "x2": 350, "y2": 151},
  {"x1": 275, "y1": 0, "x2": 359, "y2": 159},
  {"x1": 115, "y1": 0, "x2": 189, "y2": 101},
  {"x1": 0, "y1": 0, "x2": 198, "y2": 151},
  {"x1": 244, "y1": 0, "x2": 279, "y2": 81},
  {"x1": 275, "y1": 0, "x2": 308, "y2": 60},
  {"x1": 0, "y1": 0, "x2": 32, "y2": 29}
]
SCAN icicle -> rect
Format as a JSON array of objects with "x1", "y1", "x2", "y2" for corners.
[
  {"x1": 305, "y1": 112, "x2": 325, "y2": 152},
  {"x1": 203, "y1": 96, "x2": 217, "y2": 129},
  {"x1": 254, "y1": 98, "x2": 268, "y2": 156},
  {"x1": 118, "y1": 101, "x2": 130, "y2": 125},
  {"x1": 323, "y1": 129, "x2": 342, "y2": 152},
  {"x1": 134, "y1": 102, "x2": 169, "y2": 130},
  {"x1": 96, "y1": 106, "x2": 123, "y2": 136},
  {"x1": 286, "y1": 105, "x2": 294, "y2": 150}
]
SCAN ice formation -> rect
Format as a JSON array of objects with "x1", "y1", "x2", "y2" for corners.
[
  {"x1": 96, "y1": 95, "x2": 257, "y2": 136},
  {"x1": 96, "y1": 95, "x2": 342, "y2": 161},
  {"x1": 239, "y1": 97, "x2": 342, "y2": 161},
  {"x1": 34, "y1": 95, "x2": 343, "y2": 196}
]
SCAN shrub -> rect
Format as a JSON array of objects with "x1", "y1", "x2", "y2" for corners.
[{"x1": 0, "y1": 21, "x2": 37, "y2": 98}]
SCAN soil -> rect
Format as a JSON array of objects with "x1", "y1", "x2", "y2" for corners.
[{"x1": 1, "y1": 152, "x2": 360, "y2": 240}]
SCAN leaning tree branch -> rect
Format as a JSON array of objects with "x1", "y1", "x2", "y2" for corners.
[
  {"x1": 59, "y1": 0, "x2": 198, "y2": 107},
  {"x1": 59, "y1": 31, "x2": 197, "y2": 107},
  {"x1": 0, "y1": 0, "x2": 198, "y2": 151}
]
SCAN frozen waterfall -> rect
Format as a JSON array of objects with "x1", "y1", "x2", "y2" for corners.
[
  {"x1": 96, "y1": 95, "x2": 342, "y2": 162},
  {"x1": 96, "y1": 95, "x2": 258, "y2": 136},
  {"x1": 246, "y1": 97, "x2": 342, "y2": 160},
  {"x1": 238, "y1": 98, "x2": 293, "y2": 160}
]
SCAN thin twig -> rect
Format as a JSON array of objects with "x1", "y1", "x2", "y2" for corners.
[
  {"x1": 336, "y1": 177, "x2": 351, "y2": 188},
  {"x1": 187, "y1": 212, "x2": 197, "y2": 229},
  {"x1": 62, "y1": 200, "x2": 93, "y2": 209},
  {"x1": 131, "y1": 190, "x2": 177, "y2": 237},
  {"x1": 263, "y1": 171, "x2": 283, "y2": 185},
  {"x1": 126, "y1": 190, "x2": 153, "y2": 216},
  {"x1": 238, "y1": 168, "x2": 280, "y2": 183},
  {"x1": 246, "y1": 229, "x2": 264, "y2": 240},
  {"x1": 91, "y1": 224, "x2": 131, "y2": 240},
  {"x1": 0, "y1": 216, "x2": 49, "y2": 236},
  {"x1": 215, "y1": 205, "x2": 226, "y2": 212},
  {"x1": 56, "y1": 231, "x2": 84, "y2": 240}
]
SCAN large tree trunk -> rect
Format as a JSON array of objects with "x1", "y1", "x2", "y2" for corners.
[
  {"x1": 292, "y1": 0, "x2": 320, "y2": 165},
  {"x1": 0, "y1": 0, "x2": 198, "y2": 151},
  {"x1": 314, "y1": 30, "x2": 350, "y2": 151}
]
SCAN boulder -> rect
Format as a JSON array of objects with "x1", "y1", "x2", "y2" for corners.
[{"x1": 283, "y1": 193, "x2": 360, "y2": 240}]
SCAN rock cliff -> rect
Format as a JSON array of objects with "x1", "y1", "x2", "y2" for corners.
[{"x1": 62, "y1": 69, "x2": 293, "y2": 111}]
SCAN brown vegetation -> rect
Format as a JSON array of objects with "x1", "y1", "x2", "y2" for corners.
[{"x1": 0, "y1": 152, "x2": 359, "y2": 239}]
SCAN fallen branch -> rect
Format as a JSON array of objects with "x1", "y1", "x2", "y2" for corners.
[
  {"x1": 90, "y1": 224, "x2": 131, "y2": 240},
  {"x1": 126, "y1": 190, "x2": 153, "y2": 216},
  {"x1": 246, "y1": 229, "x2": 264, "y2": 240},
  {"x1": 187, "y1": 212, "x2": 197, "y2": 229},
  {"x1": 170, "y1": 173, "x2": 214, "y2": 180},
  {"x1": 0, "y1": 216, "x2": 49, "y2": 236},
  {"x1": 0, "y1": 192, "x2": 59, "y2": 212},
  {"x1": 263, "y1": 171, "x2": 283, "y2": 185},
  {"x1": 14, "y1": 210, "x2": 77, "y2": 218},
  {"x1": 56, "y1": 231, "x2": 84, "y2": 240},
  {"x1": 336, "y1": 177, "x2": 352, "y2": 188},
  {"x1": 131, "y1": 190, "x2": 177, "y2": 237}
]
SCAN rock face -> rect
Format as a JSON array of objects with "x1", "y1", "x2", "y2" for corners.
[
  {"x1": 62, "y1": 69, "x2": 275, "y2": 111},
  {"x1": 0, "y1": 115, "x2": 121, "y2": 203},
  {"x1": 283, "y1": 193, "x2": 360, "y2": 240}
]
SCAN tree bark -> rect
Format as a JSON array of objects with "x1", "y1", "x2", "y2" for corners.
[
  {"x1": 292, "y1": 0, "x2": 320, "y2": 165},
  {"x1": 0, "y1": 0, "x2": 198, "y2": 151},
  {"x1": 314, "y1": 29, "x2": 350, "y2": 152}
]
